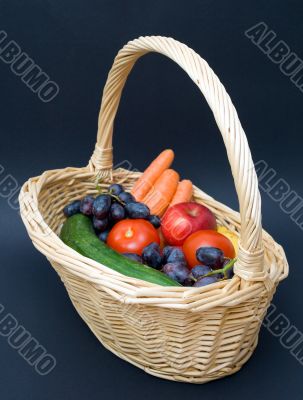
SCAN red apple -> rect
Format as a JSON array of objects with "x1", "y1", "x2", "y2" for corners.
[{"x1": 161, "y1": 202, "x2": 217, "y2": 246}]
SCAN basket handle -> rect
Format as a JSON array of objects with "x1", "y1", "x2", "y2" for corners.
[{"x1": 89, "y1": 36, "x2": 265, "y2": 283}]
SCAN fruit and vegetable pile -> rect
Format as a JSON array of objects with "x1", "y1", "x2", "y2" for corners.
[{"x1": 60, "y1": 150, "x2": 239, "y2": 287}]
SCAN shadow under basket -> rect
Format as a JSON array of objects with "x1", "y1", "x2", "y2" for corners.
[{"x1": 19, "y1": 36, "x2": 288, "y2": 383}]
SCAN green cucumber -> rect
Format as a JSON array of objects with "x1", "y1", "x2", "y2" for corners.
[{"x1": 60, "y1": 214, "x2": 181, "y2": 287}]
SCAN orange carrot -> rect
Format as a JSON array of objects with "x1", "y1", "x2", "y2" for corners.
[
  {"x1": 131, "y1": 149, "x2": 174, "y2": 201},
  {"x1": 170, "y1": 179, "x2": 193, "y2": 206},
  {"x1": 143, "y1": 169, "x2": 179, "y2": 216}
]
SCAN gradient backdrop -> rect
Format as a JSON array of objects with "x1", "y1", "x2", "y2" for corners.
[{"x1": 0, "y1": 1, "x2": 302, "y2": 399}]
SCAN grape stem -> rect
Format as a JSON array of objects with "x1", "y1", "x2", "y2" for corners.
[
  {"x1": 204, "y1": 258, "x2": 237, "y2": 279},
  {"x1": 95, "y1": 186, "x2": 126, "y2": 206},
  {"x1": 108, "y1": 192, "x2": 126, "y2": 205}
]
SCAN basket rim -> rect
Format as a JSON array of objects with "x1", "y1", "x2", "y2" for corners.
[{"x1": 19, "y1": 166, "x2": 289, "y2": 310}]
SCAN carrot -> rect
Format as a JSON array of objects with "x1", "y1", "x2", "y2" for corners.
[
  {"x1": 170, "y1": 179, "x2": 193, "y2": 206},
  {"x1": 143, "y1": 169, "x2": 179, "y2": 216},
  {"x1": 131, "y1": 149, "x2": 174, "y2": 201}
]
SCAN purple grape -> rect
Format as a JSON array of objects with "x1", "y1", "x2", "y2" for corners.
[
  {"x1": 80, "y1": 195, "x2": 94, "y2": 216},
  {"x1": 98, "y1": 230, "x2": 110, "y2": 242},
  {"x1": 166, "y1": 247, "x2": 186, "y2": 264},
  {"x1": 191, "y1": 265, "x2": 212, "y2": 279},
  {"x1": 109, "y1": 183, "x2": 124, "y2": 196},
  {"x1": 162, "y1": 246, "x2": 175, "y2": 263},
  {"x1": 196, "y1": 247, "x2": 224, "y2": 269},
  {"x1": 118, "y1": 191, "x2": 135, "y2": 204},
  {"x1": 142, "y1": 242, "x2": 162, "y2": 269},
  {"x1": 162, "y1": 246, "x2": 186, "y2": 264},
  {"x1": 122, "y1": 253, "x2": 142, "y2": 263},
  {"x1": 93, "y1": 216, "x2": 109, "y2": 232},
  {"x1": 125, "y1": 202, "x2": 150, "y2": 219},
  {"x1": 93, "y1": 195, "x2": 111, "y2": 219},
  {"x1": 110, "y1": 202, "x2": 125, "y2": 222},
  {"x1": 162, "y1": 262, "x2": 190, "y2": 284},
  {"x1": 226, "y1": 268, "x2": 234, "y2": 279},
  {"x1": 145, "y1": 242, "x2": 160, "y2": 252},
  {"x1": 193, "y1": 276, "x2": 218, "y2": 287},
  {"x1": 222, "y1": 258, "x2": 234, "y2": 279},
  {"x1": 183, "y1": 278, "x2": 194, "y2": 287},
  {"x1": 222, "y1": 258, "x2": 231, "y2": 266},
  {"x1": 147, "y1": 215, "x2": 161, "y2": 228},
  {"x1": 63, "y1": 200, "x2": 81, "y2": 217}
]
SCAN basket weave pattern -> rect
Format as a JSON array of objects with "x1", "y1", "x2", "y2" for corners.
[{"x1": 19, "y1": 36, "x2": 288, "y2": 383}]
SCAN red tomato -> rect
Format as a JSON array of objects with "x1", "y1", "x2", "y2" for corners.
[
  {"x1": 183, "y1": 230, "x2": 236, "y2": 268},
  {"x1": 107, "y1": 219, "x2": 160, "y2": 255}
]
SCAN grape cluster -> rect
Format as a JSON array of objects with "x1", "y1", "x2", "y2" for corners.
[
  {"x1": 138, "y1": 244, "x2": 192, "y2": 285},
  {"x1": 137, "y1": 244, "x2": 235, "y2": 287},
  {"x1": 192, "y1": 247, "x2": 235, "y2": 287},
  {"x1": 63, "y1": 184, "x2": 161, "y2": 242}
]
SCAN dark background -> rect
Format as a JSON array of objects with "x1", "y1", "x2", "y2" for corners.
[{"x1": 0, "y1": 0, "x2": 302, "y2": 399}]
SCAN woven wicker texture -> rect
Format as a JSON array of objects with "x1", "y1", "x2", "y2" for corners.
[{"x1": 19, "y1": 36, "x2": 288, "y2": 383}]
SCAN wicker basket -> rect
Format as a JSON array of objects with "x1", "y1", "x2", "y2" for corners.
[{"x1": 19, "y1": 36, "x2": 288, "y2": 383}]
